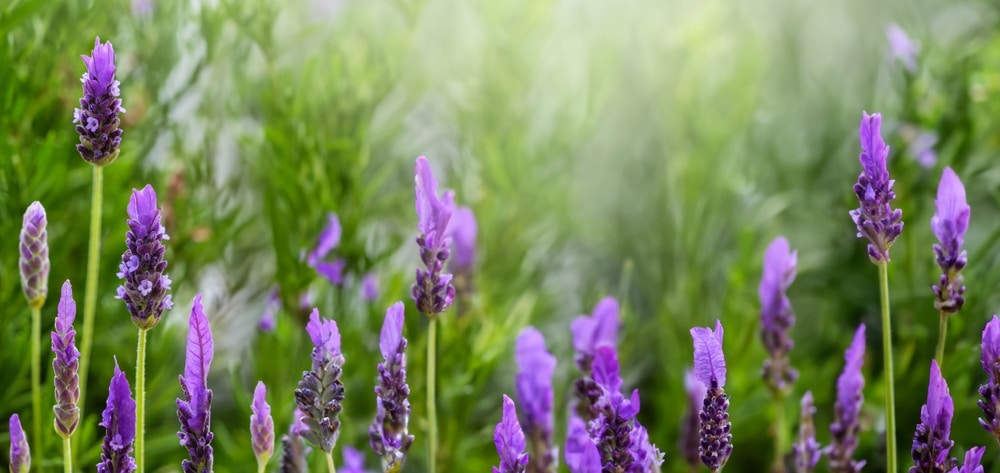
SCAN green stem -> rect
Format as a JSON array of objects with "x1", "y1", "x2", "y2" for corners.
[
  {"x1": 63, "y1": 436, "x2": 73, "y2": 473},
  {"x1": 326, "y1": 451, "x2": 337, "y2": 473},
  {"x1": 31, "y1": 305, "x2": 43, "y2": 473},
  {"x1": 878, "y1": 262, "x2": 897, "y2": 473},
  {"x1": 78, "y1": 165, "x2": 104, "y2": 414},
  {"x1": 257, "y1": 460, "x2": 266, "y2": 473},
  {"x1": 136, "y1": 328, "x2": 148, "y2": 473},
  {"x1": 935, "y1": 311, "x2": 949, "y2": 367},
  {"x1": 427, "y1": 316, "x2": 438, "y2": 473},
  {"x1": 772, "y1": 393, "x2": 787, "y2": 473}
]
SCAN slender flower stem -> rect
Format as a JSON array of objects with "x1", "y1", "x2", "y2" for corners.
[
  {"x1": 79, "y1": 165, "x2": 104, "y2": 412},
  {"x1": 258, "y1": 462, "x2": 266, "y2": 473},
  {"x1": 63, "y1": 436, "x2": 73, "y2": 473},
  {"x1": 935, "y1": 311, "x2": 948, "y2": 367},
  {"x1": 30, "y1": 305, "x2": 43, "y2": 472},
  {"x1": 135, "y1": 327, "x2": 148, "y2": 473},
  {"x1": 877, "y1": 262, "x2": 897, "y2": 473},
  {"x1": 772, "y1": 393, "x2": 786, "y2": 473},
  {"x1": 326, "y1": 451, "x2": 337, "y2": 473},
  {"x1": 427, "y1": 316, "x2": 438, "y2": 473}
]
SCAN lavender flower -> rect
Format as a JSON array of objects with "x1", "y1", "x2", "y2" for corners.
[
  {"x1": 411, "y1": 156, "x2": 456, "y2": 316},
  {"x1": 910, "y1": 360, "x2": 955, "y2": 473},
  {"x1": 308, "y1": 213, "x2": 342, "y2": 267},
  {"x1": 793, "y1": 391, "x2": 822, "y2": 473},
  {"x1": 369, "y1": 302, "x2": 413, "y2": 472},
  {"x1": 948, "y1": 447, "x2": 984, "y2": 473},
  {"x1": 73, "y1": 37, "x2": 125, "y2": 165},
  {"x1": 294, "y1": 308, "x2": 345, "y2": 453},
  {"x1": 19, "y1": 201, "x2": 49, "y2": 309},
  {"x1": 280, "y1": 411, "x2": 309, "y2": 473},
  {"x1": 177, "y1": 294, "x2": 215, "y2": 473},
  {"x1": 342, "y1": 446, "x2": 373, "y2": 473},
  {"x1": 886, "y1": 24, "x2": 919, "y2": 74},
  {"x1": 515, "y1": 327, "x2": 558, "y2": 473},
  {"x1": 52, "y1": 280, "x2": 81, "y2": 438},
  {"x1": 977, "y1": 315, "x2": 1000, "y2": 439},
  {"x1": 759, "y1": 235, "x2": 798, "y2": 393},
  {"x1": 691, "y1": 320, "x2": 732, "y2": 472},
  {"x1": 629, "y1": 421, "x2": 664, "y2": 473},
  {"x1": 116, "y1": 184, "x2": 172, "y2": 330},
  {"x1": 362, "y1": 273, "x2": 380, "y2": 302},
  {"x1": 98, "y1": 362, "x2": 137, "y2": 473},
  {"x1": 828, "y1": 325, "x2": 866, "y2": 473},
  {"x1": 250, "y1": 381, "x2": 275, "y2": 468},
  {"x1": 931, "y1": 167, "x2": 970, "y2": 314},
  {"x1": 449, "y1": 206, "x2": 477, "y2": 274},
  {"x1": 9, "y1": 414, "x2": 30, "y2": 473},
  {"x1": 571, "y1": 297, "x2": 620, "y2": 420},
  {"x1": 564, "y1": 416, "x2": 601, "y2": 473},
  {"x1": 679, "y1": 368, "x2": 707, "y2": 468},
  {"x1": 850, "y1": 112, "x2": 903, "y2": 263},
  {"x1": 493, "y1": 395, "x2": 529, "y2": 473}
]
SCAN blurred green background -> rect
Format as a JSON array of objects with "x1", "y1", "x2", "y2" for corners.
[{"x1": 2, "y1": 0, "x2": 1000, "y2": 471}]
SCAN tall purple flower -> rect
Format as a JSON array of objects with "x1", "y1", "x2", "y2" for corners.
[
  {"x1": 793, "y1": 391, "x2": 822, "y2": 473},
  {"x1": 850, "y1": 112, "x2": 904, "y2": 263},
  {"x1": 294, "y1": 308, "x2": 345, "y2": 453},
  {"x1": 515, "y1": 327, "x2": 557, "y2": 473},
  {"x1": 52, "y1": 280, "x2": 81, "y2": 438},
  {"x1": 759, "y1": 235, "x2": 798, "y2": 393},
  {"x1": 931, "y1": 167, "x2": 970, "y2": 314},
  {"x1": 948, "y1": 447, "x2": 984, "y2": 473},
  {"x1": 679, "y1": 368, "x2": 707, "y2": 469},
  {"x1": 910, "y1": 360, "x2": 955, "y2": 473},
  {"x1": 98, "y1": 362, "x2": 137, "y2": 473},
  {"x1": 19, "y1": 201, "x2": 49, "y2": 309},
  {"x1": 564, "y1": 416, "x2": 601, "y2": 473},
  {"x1": 251, "y1": 381, "x2": 275, "y2": 468},
  {"x1": 828, "y1": 325, "x2": 866, "y2": 473},
  {"x1": 886, "y1": 24, "x2": 919, "y2": 74},
  {"x1": 369, "y1": 302, "x2": 413, "y2": 472},
  {"x1": 116, "y1": 184, "x2": 172, "y2": 330},
  {"x1": 9, "y1": 414, "x2": 30, "y2": 473},
  {"x1": 570, "y1": 297, "x2": 620, "y2": 420},
  {"x1": 411, "y1": 155, "x2": 456, "y2": 316},
  {"x1": 977, "y1": 315, "x2": 1000, "y2": 439},
  {"x1": 691, "y1": 320, "x2": 732, "y2": 473},
  {"x1": 493, "y1": 395, "x2": 529, "y2": 473},
  {"x1": 74, "y1": 37, "x2": 125, "y2": 165},
  {"x1": 177, "y1": 294, "x2": 215, "y2": 473}
]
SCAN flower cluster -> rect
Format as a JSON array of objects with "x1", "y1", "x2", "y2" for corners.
[
  {"x1": 52, "y1": 280, "x2": 81, "y2": 438},
  {"x1": 759, "y1": 235, "x2": 798, "y2": 393},
  {"x1": 98, "y1": 362, "x2": 136, "y2": 473},
  {"x1": 828, "y1": 325, "x2": 866, "y2": 473},
  {"x1": 793, "y1": 391, "x2": 822, "y2": 473},
  {"x1": 515, "y1": 327, "x2": 557, "y2": 473},
  {"x1": 116, "y1": 185, "x2": 172, "y2": 330},
  {"x1": 679, "y1": 368, "x2": 707, "y2": 469},
  {"x1": 176, "y1": 294, "x2": 215, "y2": 473},
  {"x1": 412, "y1": 156, "x2": 456, "y2": 316},
  {"x1": 691, "y1": 320, "x2": 732, "y2": 473},
  {"x1": 294, "y1": 309, "x2": 346, "y2": 453},
  {"x1": 931, "y1": 167, "x2": 970, "y2": 314},
  {"x1": 910, "y1": 360, "x2": 955, "y2": 473},
  {"x1": 19, "y1": 201, "x2": 49, "y2": 309},
  {"x1": 250, "y1": 381, "x2": 275, "y2": 468},
  {"x1": 850, "y1": 112, "x2": 903, "y2": 263},
  {"x1": 978, "y1": 315, "x2": 1000, "y2": 439},
  {"x1": 570, "y1": 297, "x2": 620, "y2": 420},
  {"x1": 9, "y1": 414, "x2": 30, "y2": 473},
  {"x1": 369, "y1": 302, "x2": 414, "y2": 471},
  {"x1": 73, "y1": 37, "x2": 125, "y2": 165},
  {"x1": 493, "y1": 395, "x2": 529, "y2": 473}
]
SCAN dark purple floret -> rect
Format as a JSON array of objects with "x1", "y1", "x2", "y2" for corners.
[
  {"x1": 793, "y1": 391, "x2": 822, "y2": 473},
  {"x1": 176, "y1": 295, "x2": 215, "y2": 473},
  {"x1": 759, "y1": 236, "x2": 798, "y2": 393},
  {"x1": 910, "y1": 360, "x2": 955, "y2": 473},
  {"x1": 9, "y1": 413, "x2": 30, "y2": 473},
  {"x1": 98, "y1": 362, "x2": 137, "y2": 473},
  {"x1": 116, "y1": 184, "x2": 172, "y2": 330},
  {"x1": 978, "y1": 315, "x2": 1000, "y2": 439},
  {"x1": 52, "y1": 280, "x2": 81, "y2": 438},
  {"x1": 411, "y1": 156, "x2": 456, "y2": 317},
  {"x1": 294, "y1": 309, "x2": 345, "y2": 454},
  {"x1": 850, "y1": 112, "x2": 903, "y2": 263},
  {"x1": 19, "y1": 201, "x2": 49, "y2": 309},
  {"x1": 74, "y1": 37, "x2": 125, "y2": 165},
  {"x1": 680, "y1": 369, "x2": 707, "y2": 469},
  {"x1": 493, "y1": 395, "x2": 529, "y2": 473},
  {"x1": 931, "y1": 167, "x2": 970, "y2": 314},
  {"x1": 369, "y1": 302, "x2": 413, "y2": 471},
  {"x1": 828, "y1": 325, "x2": 866, "y2": 473}
]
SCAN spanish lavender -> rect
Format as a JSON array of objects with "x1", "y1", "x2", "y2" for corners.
[
  {"x1": 20, "y1": 201, "x2": 49, "y2": 308},
  {"x1": 571, "y1": 297, "x2": 620, "y2": 420},
  {"x1": 564, "y1": 416, "x2": 601, "y2": 473},
  {"x1": 931, "y1": 168, "x2": 970, "y2": 321},
  {"x1": 98, "y1": 362, "x2": 137, "y2": 473},
  {"x1": 691, "y1": 320, "x2": 732, "y2": 473},
  {"x1": 850, "y1": 111, "x2": 903, "y2": 263},
  {"x1": 9, "y1": 414, "x2": 30, "y2": 473},
  {"x1": 514, "y1": 327, "x2": 557, "y2": 473},
  {"x1": 948, "y1": 447, "x2": 984, "y2": 473},
  {"x1": 412, "y1": 155, "x2": 456, "y2": 316},
  {"x1": 370, "y1": 302, "x2": 414, "y2": 472},
  {"x1": 177, "y1": 294, "x2": 215, "y2": 473},
  {"x1": 74, "y1": 36, "x2": 125, "y2": 165},
  {"x1": 828, "y1": 325, "x2": 866, "y2": 473},
  {"x1": 52, "y1": 280, "x2": 81, "y2": 439},
  {"x1": 910, "y1": 360, "x2": 955, "y2": 473},
  {"x1": 251, "y1": 381, "x2": 275, "y2": 472},
  {"x1": 680, "y1": 368, "x2": 707, "y2": 469},
  {"x1": 793, "y1": 392, "x2": 821, "y2": 473},
  {"x1": 759, "y1": 235, "x2": 798, "y2": 393},
  {"x1": 977, "y1": 315, "x2": 1000, "y2": 440},
  {"x1": 117, "y1": 184, "x2": 173, "y2": 330},
  {"x1": 294, "y1": 308, "x2": 345, "y2": 455},
  {"x1": 493, "y1": 395, "x2": 529, "y2": 473}
]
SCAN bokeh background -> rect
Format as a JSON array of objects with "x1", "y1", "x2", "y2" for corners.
[{"x1": 2, "y1": 0, "x2": 1000, "y2": 471}]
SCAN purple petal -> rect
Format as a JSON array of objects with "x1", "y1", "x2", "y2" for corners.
[
  {"x1": 316, "y1": 259, "x2": 346, "y2": 286},
  {"x1": 127, "y1": 185, "x2": 159, "y2": 232},
  {"x1": 494, "y1": 395, "x2": 527, "y2": 471},
  {"x1": 759, "y1": 236, "x2": 797, "y2": 309},
  {"x1": 183, "y1": 294, "x2": 214, "y2": 392},
  {"x1": 859, "y1": 112, "x2": 890, "y2": 186},
  {"x1": 307, "y1": 213, "x2": 342, "y2": 267},
  {"x1": 684, "y1": 368, "x2": 707, "y2": 406},
  {"x1": 448, "y1": 206, "x2": 478, "y2": 271},
  {"x1": 981, "y1": 315, "x2": 1000, "y2": 375},
  {"x1": 591, "y1": 346, "x2": 623, "y2": 394},
  {"x1": 361, "y1": 273, "x2": 379, "y2": 302},
  {"x1": 414, "y1": 156, "x2": 453, "y2": 249},
  {"x1": 306, "y1": 308, "x2": 341, "y2": 355},
  {"x1": 564, "y1": 416, "x2": 601, "y2": 473},
  {"x1": 953, "y1": 446, "x2": 985, "y2": 473},
  {"x1": 931, "y1": 167, "x2": 970, "y2": 244},
  {"x1": 379, "y1": 302, "x2": 405, "y2": 360},
  {"x1": 924, "y1": 360, "x2": 954, "y2": 439},
  {"x1": 691, "y1": 320, "x2": 727, "y2": 387},
  {"x1": 56, "y1": 280, "x2": 77, "y2": 331}
]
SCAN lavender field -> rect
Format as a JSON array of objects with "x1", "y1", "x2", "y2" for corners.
[{"x1": 3, "y1": 0, "x2": 1000, "y2": 472}]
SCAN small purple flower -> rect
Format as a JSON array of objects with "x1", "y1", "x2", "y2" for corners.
[
  {"x1": 177, "y1": 294, "x2": 215, "y2": 473},
  {"x1": 679, "y1": 368, "x2": 707, "y2": 469},
  {"x1": 251, "y1": 381, "x2": 274, "y2": 467},
  {"x1": 793, "y1": 391, "x2": 822, "y2": 473},
  {"x1": 948, "y1": 447, "x2": 984, "y2": 473},
  {"x1": 886, "y1": 23, "x2": 919, "y2": 74},
  {"x1": 978, "y1": 315, "x2": 1000, "y2": 439},
  {"x1": 19, "y1": 201, "x2": 49, "y2": 309},
  {"x1": 294, "y1": 308, "x2": 345, "y2": 453},
  {"x1": 342, "y1": 446, "x2": 373, "y2": 473},
  {"x1": 449, "y1": 206, "x2": 477, "y2": 274},
  {"x1": 515, "y1": 327, "x2": 557, "y2": 473},
  {"x1": 910, "y1": 360, "x2": 955, "y2": 473},
  {"x1": 362, "y1": 273, "x2": 380, "y2": 302},
  {"x1": 493, "y1": 395, "x2": 529, "y2": 473},
  {"x1": 369, "y1": 302, "x2": 413, "y2": 471},
  {"x1": 259, "y1": 288, "x2": 280, "y2": 332},
  {"x1": 52, "y1": 280, "x2": 81, "y2": 438},
  {"x1": 850, "y1": 112, "x2": 904, "y2": 263},
  {"x1": 828, "y1": 325, "x2": 866, "y2": 473},
  {"x1": 691, "y1": 320, "x2": 732, "y2": 472},
  {"x1": 308, "y1": 213, "x2": 342, "y2": 267},
  {"x1": 570, "y1": 297, "x2": 620, "y2": 421},
  {"x1": 9, "y1": 414, "x2": 30, "y2": 473},
  {"x1": 629, "y1": 421, "x2": 664, "y2": 473},
  {"x1": 931, "y1": 167, "x2": 970, "y2": 314},
  {"x1": 564, "y1": 416, "x2": 601, "y2": 473},
  {"x1": 316, "y1": 259, "x2": 347, "y2": 286},
  {"x1": 411, "y1": 156, "x2": 456, "y2": 316},
  {"x1": 759, "y1": 235, "x2": 798, "y2": 393},
  {"x1": 98, "y1": 361, "x2": 137, "y2": 473},
  {"x1": 74, "y1": 37, "x2": 125, "y2": 165},
  {"x1": 116, "y1": 184, "x2": 172, "y2": 330}
]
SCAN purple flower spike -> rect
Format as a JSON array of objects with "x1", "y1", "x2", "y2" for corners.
[
  {"x1": 308, "y1": 213, "x2": 342, "y2": 267},
  {"x1": 294, "y1": 308, "x2": 345, "y2": 453},
  {"x1": 74, "y1": 37, "x2": 125, "y2": 165},
  {"x1": 52, "y1": 280, "x2": 81, "y2": 438},
  {"x1": 977, "y1": 315, "x2": 1000, "y2": 439},
  {"x1": 793, "y1": 391, "x2": 822, "y2": 473},
  {"x1": 886, "y1": 24, "x2": 919, "y2": 74},
  {"x1": 910, "y1": 360, "x2": 955, "y2": 473},
  {"x1": 251, "y1": 381, "x2": 275, "y2": 467},
  {"x1": 411, "y1": 156, "x2": 456, "y2": 317},
  {"x1": 19, "y1": 201, "x2": 49, "y2": 309},
  {"x1": 850, "y1": 112, "x2": 904, "y2": 263},
  {"x1": 564, "y1": 416, "x2": 601, "y2": 473},
  {"x1": 759, "y1": 236, "x2": 798, "y2": 393},
  {"x1": 948, "y1": 447, "x2": 984, "y2": 473},
  {"x1": 280, "y1": 410, "x2": 309, "y2": 473},
  {"x1": 931, "y1": 167, "x2": 970, "y2": 314},
  {"x1": 9, "y1": 414, "x2": 30, "y2": 473},
  {"x1": 449, "y1": 206, "x2": 478, "y2": 274},
  {"x1": 493, "y1": 395, "x2": 529, "y2": 473},
  {"x1": 98, "y1": 362, "x2": 137, "y2": 473},
  {"x1": 515, "y1": 327, "x2": 557, "y2": 473},
  {"x1": 680, "y1": 368, "x2": 707, "y2": 468},
  {"x1": 176, "y1": 294, "x2": 215, "y2": 473},
  {"x1": 117, "y1": 184, "x2": 172, "y2": 330},
  {"x1": 691, "y1": 320, "x2": 731, "y2": 472},
  {"x1": 369, "y1": 302, "x2": 413, "y2": 472},
  {"x1": 828, "y1": 324, "x2": 866, "y2": 473}
]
